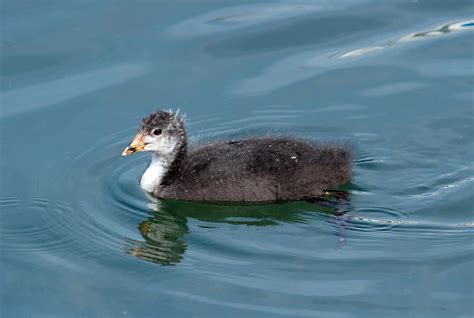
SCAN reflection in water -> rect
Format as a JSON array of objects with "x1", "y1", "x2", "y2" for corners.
[
  {"x1": 124, "y1": 206, "x2": 188, "y2": 266},
  {"x1": 125, "y1": 196, "x2": 350, "y2": 266}
]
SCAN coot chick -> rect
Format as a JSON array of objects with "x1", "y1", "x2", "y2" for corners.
[{"x1": 122, "y1": 110, "x2": 351, "y2": 203}]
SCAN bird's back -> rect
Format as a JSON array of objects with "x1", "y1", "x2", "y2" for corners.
[{"x1": 157, "y1": 138, "x2": 352, "y2": 202}]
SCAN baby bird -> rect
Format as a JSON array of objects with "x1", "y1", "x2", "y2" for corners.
[{"x1": 123, "y1": 110, "x2": 351, "y2": 203}]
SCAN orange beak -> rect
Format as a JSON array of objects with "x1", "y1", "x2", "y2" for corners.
[{"x1": 122, "y1": 133, "x2": 146, "y2": 156}]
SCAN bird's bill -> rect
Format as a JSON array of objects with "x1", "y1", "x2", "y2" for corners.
[{"x1": 122, "y1": 133, "x2": 145, "y2": 156}]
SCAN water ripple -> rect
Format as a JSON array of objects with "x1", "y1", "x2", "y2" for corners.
[
  {"x1": 165, "y1": 2, "x2": 351, "y2": 37},
  {"x1": 0, "y1": 198, "x2": 75, "y2": 254},
  {"x1": 232, "y1": 19, "x2": 474, "y2": 95},
  {"x1": 0, "y1": 62, "x2": 149, "y2": 118}
]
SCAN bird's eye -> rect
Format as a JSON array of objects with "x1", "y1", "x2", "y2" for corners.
[{"x1": 152, "y1": 129, "x2": 162, "y2": 136}]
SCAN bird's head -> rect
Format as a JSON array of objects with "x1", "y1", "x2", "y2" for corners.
[{"x1": 122, "y1": 110, "x2": 186, "y2": 157}]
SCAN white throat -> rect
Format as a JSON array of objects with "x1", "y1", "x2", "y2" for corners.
[{"x1": 140, "y1": 153, "x2": 171, "y2": 193}]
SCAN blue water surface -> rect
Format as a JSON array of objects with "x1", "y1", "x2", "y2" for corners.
[{"x1": 1, "y1": 1, "x2": 473, "y2": 317}]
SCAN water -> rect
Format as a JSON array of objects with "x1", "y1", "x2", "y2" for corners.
[{"x1": 1, "y1": 1, "x2": 473, "y2": 317}]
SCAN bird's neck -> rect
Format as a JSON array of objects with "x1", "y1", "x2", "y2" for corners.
[{"x1": 140, "y1": 141, "x2": 187, "y2": 193}]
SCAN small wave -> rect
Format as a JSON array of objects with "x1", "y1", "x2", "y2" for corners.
[
  {"x1": 165, "y1": 3, "x2": 322, "y2": 37},
  {"x1": 343, "y1": 206, "x2": 411, "y2": 232},
  {"x1": 232, "y1": 18, "x2": 474, "y2": 95},
  {"x1": 400, "y1": 19, "x2": 474, "y2": 41},
  {"x1": 0, "y1": 198, "x2": 75, "y2": 254},
  {"x1": 0, "y1": 63, "x2": 149, "y2": 118}
]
